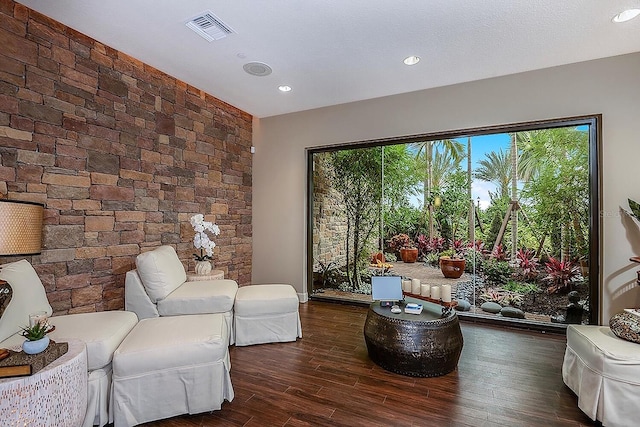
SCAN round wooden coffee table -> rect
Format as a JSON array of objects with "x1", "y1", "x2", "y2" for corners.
[{"x1": 364, "y1": 299, "x2": 463, "y2": 377}]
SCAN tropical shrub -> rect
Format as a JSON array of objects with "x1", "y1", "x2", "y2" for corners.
[
  {"x1": 417, "y1": 235, "x2": 445, "y2": 256},
  {"x1": 492, "y1": 244, "x2": 508, "y2": 261},
  {"x1": 479, "y1": 289, "x2": 503, "y2": 304},
  {"x1": 502, "y1": 280, "x2": 539, "y2": 294},
  {"x1": 388, "y1": 233, "x2": 414, "y2": 251},
  {"x1": 500, "y1": 292, "x2": 523, "y2": 307},
  {"x1": 424, "y1": 252, "x2": 440, "y2": 267},
  {"x1": 483, "y1": 258, "x2": 512, "y2": 286},
  {"x1": 513, "y1": 248, "x2": 539, "y2": 281},
  {"x1": 480, "y1": 288, "x2": 523, "y2": 307},
  {"x1": 464, "y1": 248, "x2": 485, "y2": 273},
  {"x1": 544, "y1": 257, "x2": 584, "y2": 294}
]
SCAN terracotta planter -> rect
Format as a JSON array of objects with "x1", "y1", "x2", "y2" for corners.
[
  {"x1": 400, "y1": 248, "x2": 419, "y2": 263},
  {"x1": 439, "y1": 257, "x2": 466, "y2": 279}
]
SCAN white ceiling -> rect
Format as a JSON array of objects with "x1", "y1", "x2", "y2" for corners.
[{"x1": 17, "y1": 0, "x2": 640, "y2": 118}]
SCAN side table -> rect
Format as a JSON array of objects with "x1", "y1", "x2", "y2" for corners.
[
  {"x1": 0, "y1": 340, "x2": 88, "y2": 426},
  {"x1": 186, "y1": 269, "x2": 225, "y2": 281}
]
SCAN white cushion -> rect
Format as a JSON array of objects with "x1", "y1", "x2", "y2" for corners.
[
  {"x1": 111, "y1": 314, "x2": 234, "y2": 425},
  {"x1": 135, "y1": 246, "x2": 187, "y2": 303},
  {"x1": 114, "y1": 314, "x2": 228, "y2": 377},
  {"x1": 157, "y1": 279, "x2": 238, "y2": 316},
  {"x1": 48, "y1": 311, "x2": 138, "y2": 371},
  {"x1": 563, "y1": 325, "x2": 640, "y2": 425},
  {"x1": 0, "y1": 260, "x2": 52, "y2": 342},
  {"x1": 234, "y1": 284, "x2": 299, "y2": 316}
]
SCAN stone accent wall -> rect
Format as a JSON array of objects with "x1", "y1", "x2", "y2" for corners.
[
  {"x1": 312, "y1": 153, "x2": 347, "y2": 272},
  {"x1": 0, "y1": 0, "x2": 252, "y2": 314}
]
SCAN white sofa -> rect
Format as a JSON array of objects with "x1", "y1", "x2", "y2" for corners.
[
  {"x1": 124, "y1": 245, "x2": 238, "y2": 344},
  {"x1": 0, "y1": 260, "x2": 138, "y2": 427},
  {"x1": 562, "y1": 324, "x2": 640, "y2": 427}
]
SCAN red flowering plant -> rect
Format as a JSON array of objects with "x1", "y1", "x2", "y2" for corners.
[
  {"x1": 388, "y1": 233, "x2": 415, "y2": 251},
  {"x1": 544, "y1": 257, "x2": 584, "y2": 294},
  {"x1": 417, "y1": 235, "x2": 444, "y2": 256},
  {"x1": 514, "y1": 248, "x2": 539, "y2": 281}
]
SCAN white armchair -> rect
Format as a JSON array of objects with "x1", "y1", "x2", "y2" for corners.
[
  {"x1": 124, "y1": 245, "x2": 238, "y2": 343},
  {"x1": 0, "y1": 260, "x2": 138, "y2": 427}
]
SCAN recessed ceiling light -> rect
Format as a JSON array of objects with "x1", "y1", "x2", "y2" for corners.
[
  {"x1": 612, "y1": 8, "x2": 640, "y2": 23},
  {"x1": 278, "y1": 85, "x2": 292, "y2": 92},
  {"x1": 403, "y1": 55, "x2": 420, "y2": 66}
]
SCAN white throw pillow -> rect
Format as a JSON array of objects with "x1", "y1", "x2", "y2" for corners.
[
  {"x1": 0, "y1": 259, "x2": 53, "y2": 343},
  {"x1": 135, "y1": 246, "x2": 187, "y2": 303}
]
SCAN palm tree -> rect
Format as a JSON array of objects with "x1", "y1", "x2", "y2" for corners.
[
  {"x1": 411, "y1": 139, "x2": 465, "y2": 238},
  {"x1": 474, "y1": 148, "x2": 512, "y2": 199}
]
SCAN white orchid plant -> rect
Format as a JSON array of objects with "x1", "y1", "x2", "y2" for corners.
[{"x1": 189, "y1": 214, "x2": 220, "y2": 261}]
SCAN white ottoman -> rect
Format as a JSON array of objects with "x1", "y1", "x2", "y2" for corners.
[
  {"x1": 562, "y1": 324, "x2": 640, "y2": 427},
  {"x1": 111, "y1": 314, "x2": 234, "y2": 426},
  {"x1": 234, "y1": 284, "x2": 302, "y2": 346}
]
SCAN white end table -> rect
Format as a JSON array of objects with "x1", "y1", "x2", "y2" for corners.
[
  {"x1": 186, "y1": 269, "x2": 225, "y2": 281},
  {"x1": 0, "y1": 340, "x2": 87, "y2": 426}
]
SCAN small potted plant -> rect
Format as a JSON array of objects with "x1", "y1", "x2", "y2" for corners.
[
  {"x1": 388, "y1": 234, "x2": 418, "y2": 263},
  {"x1": 190, "y1": 213, "x2": 220, "y2": 275},
  {"x1": 439, "y1": 239, "x2": 466, "y2": 278},
  {"x1": 21, "y1": 322, "x2": 51, "y2": 355}
]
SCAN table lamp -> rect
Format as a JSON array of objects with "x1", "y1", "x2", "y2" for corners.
[
  {"x1": 0, "y1": 199, "x2": 44, "y2": 257},
  {"x1": 0, "y1": 200, "x2": 44, "y2": 318}
]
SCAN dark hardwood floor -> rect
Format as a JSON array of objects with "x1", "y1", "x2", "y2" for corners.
[{"x1": 143, "y1": 301, "x2": 595, "y2": 427}]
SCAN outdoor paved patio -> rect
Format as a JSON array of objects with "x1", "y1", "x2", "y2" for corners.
[{"x1": 315, "y1": 260, "x2": 552, "y2": 322}]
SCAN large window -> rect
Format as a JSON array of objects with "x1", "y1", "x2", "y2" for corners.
[{"x1": 307, "y1": 116, "x2": 600, "y2": 328}]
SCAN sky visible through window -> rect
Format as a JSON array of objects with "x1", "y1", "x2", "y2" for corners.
[{"x1": 410, "y1": 125, "x2": 588, "y2": 210}]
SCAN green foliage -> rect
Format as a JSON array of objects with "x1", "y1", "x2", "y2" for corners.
[
  {"x1": 519, "y1": 127, "x2": 589, "y2": 258},
  {"x1": 486, "y1": 210, "x2": 504, "y2": 249},
  {"x1": 480, "y1": 288, "x2": 523, "y2": 307},
  {"x1": 21, "y1": 323, "x2": 49, "y2": 341},
  {"x1": 383, "y1": 252, "x2": 397, "y2": 262},
  {"x1": 435, "y1": 170, "x2": 470, "y2": 240},
  {"x1": 388, "y1": 233, "x2": 414, "y2": 251},
  {"x1": 424, "y1": 252, "x2": 440, "y2": 267},
  {"x1": 383, "y1": 204, "x2": 423, "y2": 240},
  {"x1": 502, "y1": 280, "x2": 539, "y2": 294},
  {"x1": 327, "y1": 145, "x2": 418, "y2": 291},
  {"x1": 439, "y1": 249, "x2": 455, "y2": 258},
  {"x1": 483, "y1": 259, "x2": 513, "y2": 286},
  {"x1": 629, "y1": 199, "x2": 640, "y2": 221},
  {"x1": 464, "y1": 248, "x2": 485, "y2": 273}
]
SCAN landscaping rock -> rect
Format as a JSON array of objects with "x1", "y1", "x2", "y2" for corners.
[
  {"x1": 480, "y1": 302, "x2": 502, "y2": 314},
  {"x1": 455, "y1": 299, "x2": 471, "y2": 311},
  {"x1": 500, "y1": 306, "x2": 526, "y2": 319}
]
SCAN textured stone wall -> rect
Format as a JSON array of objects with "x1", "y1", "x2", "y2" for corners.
[
  {"x1": 312, "y1": 153, "x2": 347, "y2": 272},
  {"x1": 0, "y1": 0, "x2": 252, "y2": 314}
]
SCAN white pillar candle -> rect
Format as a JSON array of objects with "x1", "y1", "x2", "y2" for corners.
[
  {"x1": 421, "y1": 284, "x2": 431, "y2": 297},
  {"x1": 402, "y1": 279, "x2": 412, "y2": 293},
  {"x1": 441, "y1": 284, "x2": 452, "y2": 303},
  {"x1": 430, "y1": 285, "x2": 440, "y2": 300},
  {"x1": 411, "y1": 278, "x2": 421, "y2": 294}
]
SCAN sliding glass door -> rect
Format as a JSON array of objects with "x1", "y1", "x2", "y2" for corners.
[{"x1": 307, "y1": 116, "x2": 600, "y2": 328}]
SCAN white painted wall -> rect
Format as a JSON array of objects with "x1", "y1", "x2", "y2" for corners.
[{"x1": 252, "y1": 52, "x2": 640, "y2": 323}]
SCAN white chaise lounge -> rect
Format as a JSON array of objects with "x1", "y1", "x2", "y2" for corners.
[
  {"x1": 124, "y1": 245, "x2": 238, "y2": 344},
  {"x1": 0, "y1": 260, "x2": 138, "y2": 427}
]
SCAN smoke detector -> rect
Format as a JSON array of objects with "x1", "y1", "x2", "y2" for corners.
[
  {"x1": 243, "y1": 62, "x2": 272, "y2": 77},
  {"x1": 186, "y1": 10, "x2": 234, "y2": 42}
]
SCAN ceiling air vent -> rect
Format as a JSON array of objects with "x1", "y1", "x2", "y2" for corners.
[{"x1": 186, "y1": 11, "x2": 234, "y2": 42}]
